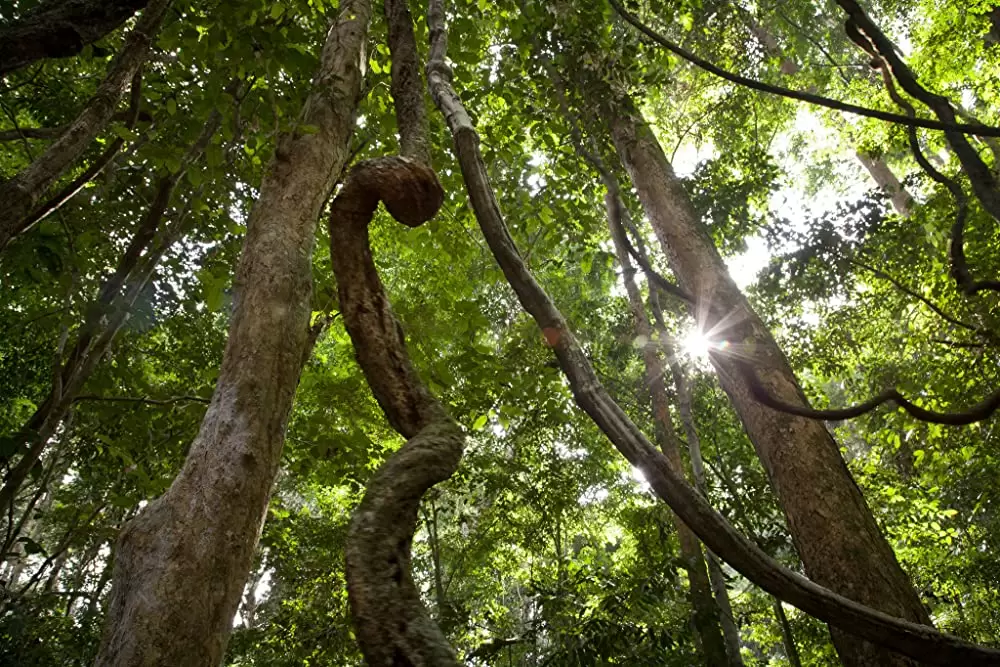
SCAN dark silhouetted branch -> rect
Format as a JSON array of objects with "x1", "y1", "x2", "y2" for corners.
[{"x1": 607, "y1": 0, "x2": 1000, "y2": 138}]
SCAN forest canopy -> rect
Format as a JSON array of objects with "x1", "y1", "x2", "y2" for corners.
[{"x1": 1, "y1": 0, "x2": 999, "y2": 665}]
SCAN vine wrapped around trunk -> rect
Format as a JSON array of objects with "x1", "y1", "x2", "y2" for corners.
[{"x1": 331, "y1": 0, "x2": 461, "y2": 664}]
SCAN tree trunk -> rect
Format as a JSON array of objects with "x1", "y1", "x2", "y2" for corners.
[
  {"x1": 648, "y1": 292, "x2": 746, "y2": 667},
  {"x1": 856, "y1": 151, "x2": 914, "y2": 216},
  {"x1": 772, "y1": 596, "x2": 804, "y2": 667},
  {"x1": 604, "y1": 189, "x2": 729, "y2": 666},
  {"x1": 0, "y1": 0, "x2": 170, "y2": 253},
  {"x1": 92, "y1": 2, "x2": 370, "y2": 664},
  {"x1": 0, "y1": 0, "x2": 150, "y2": 77},
  {"x1": 604, "y1": 89, "x2": 932, "y2": 666}
]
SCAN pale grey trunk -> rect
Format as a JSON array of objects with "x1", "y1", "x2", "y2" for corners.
[
  {"x1": 773, "y1": 596, "x2": 804, "y2": 667},
  {"x1": 650, "y1": 294, "x2": 746, "y2": 667},
  {"x1": 93, "y1": 3, "x2": 370, "y2": 664},
  {"x1": 606, "y1": 91, "x2": 932, "y2": 666},
  {"x1": 856, "y1": 151, "x2": 914, "y2": 216},
  {"x1": 605, "y1": 190, "x2": 729, "y2": 666},
  {"x1": 743, "y1": 11, "x2": 915, "y2": 217}
]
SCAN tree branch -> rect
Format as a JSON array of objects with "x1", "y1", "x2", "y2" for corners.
[{"x1": 607, "y1": 0, "x2": 1000, "y2": 138}]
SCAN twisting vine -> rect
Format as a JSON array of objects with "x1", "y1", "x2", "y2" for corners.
[{"x1": 328, "y1": 0, "x2": 461, "y2": 664}]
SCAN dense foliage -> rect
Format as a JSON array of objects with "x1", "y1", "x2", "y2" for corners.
[{"x1": 1, "y1": 0, "x2": 998, "y2": 664}]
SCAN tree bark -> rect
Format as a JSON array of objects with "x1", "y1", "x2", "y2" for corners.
[
  {"x1": 333, "y1": 1, "x2": 460, "y2": 663},
  {"x1": 0, "y1": 0, "x2": 169, "y2": 254},
  {"x1": 604, "y1": 89, "x2": 932, "y2": 666},
  {"x1": 856, "y1": 151, "x2": 914, "y2": 216},
  {"x1": 604, "y1": 190, "x2": 729, "y2": 666},
  {"x1": 0, "y1": 0, "x2": 150, "y2": 77},
  {"x1": 92, "y1": 3, "x2": 370, "y2": 664}
]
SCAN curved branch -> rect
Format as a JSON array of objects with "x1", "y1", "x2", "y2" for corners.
[
  {"x1": 428, "y1": 3, "x2": 1000, "y2": 661},
  {"x1": 0, "y1": 0, "x2": 150, "y2": 77},
  {"x1": 0, "y1": 0, "x2": 170, "y2": 254},
  {"x1": 0, "y1": 127, "x2": 65, "y2": 141},
  {"x1": 848, "y1": 258, "x2": 981, "y2": 334},
  {"x1": 607, "y1": 0, "x2": 1000, "y2": 138},
  {"x1": 869, "y1": 56, "x2": 1000, "y2": 296},
  {"x1": 742, "y1": 362, "x2": 1000, "y2": 426},
  {"x1": 631, "y1": 243, "x2": 1000, "y2": 426},
  {"x1": 833, "y1": 0, "x2": 1000, "y2": 223}
]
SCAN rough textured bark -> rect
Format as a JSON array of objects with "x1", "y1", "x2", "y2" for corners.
[
  {"x1": 0, "y1": 110, "x2": 219, "y2": 517},
  {"x1": 92, "y1": 3, "x2": 370, "y2": 664},
  {"x1": 605, "y1": 89, "x2": 932, "y2": 666},
  {"x1": 428, "y1": 3, "x2": 1000, "y2": 664},
  {"x1": 333, "y1": 1, "x2": 460, "y2": 663},
  {"x1": 0, "y1": 0, "x2": 149, "y2": 76},
  {"x1": 0, "y1": 0, "x2": 169, "y2": 254},
  {"x1": 331, "y1": 159, "x2": 458, "y2": 667},
  {"x1": 605, "y1": 190, "x2": 729, "y2": 666},
  {"x1": 856, "y1": 151, "x2": 914, "y2": 216}
]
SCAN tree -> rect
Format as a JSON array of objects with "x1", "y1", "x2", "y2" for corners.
[
  {"x1": 94, "y1": 1, "x2": 370, "y2": 663},
  {"x1": 2, "y1": 0, "x2": 1000, "y2": 665}
]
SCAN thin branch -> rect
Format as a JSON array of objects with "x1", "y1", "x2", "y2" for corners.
[
  {"x1": 848, "y1": 258, "x2": 979, "y2": 334},
  {"x1": 0, "y1": 127, "x2": 65, "y2": 141},
  {"x1": 833, "y1": 0, "x2": 1000, "y2": 222},
  {"x1": 72, "y1": 394, "x2": 210, "y2": 406},
  {"x1": 867, "y1": 56, "x2": 1000, "y2": 296},
  {"x1": 742, "y1": 363, "x2": 1000, "y2": 426},
  {"x1": 17, "y1": 69, "x2": 147, "y2": 237},
  {"x1": 606, "y1": 0, "x2": 1000, "y2": 137}
]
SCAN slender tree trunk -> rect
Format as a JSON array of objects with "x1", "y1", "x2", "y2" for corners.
[
  {"x1": 856, "y1": 151, "x2": 914, "y2": 216},
  {"x1": 603, "y1": 89, "x2": 932, "y2": 666},
  {"x1": 93, "y1": 3, "x2": 370, "y2": 664},
  {"x1": 605, "y1": 189, "x2": 729, "y2": 666},
  {"x1": 0, "y1": 0, "x2": 150, "y2": 77},
  {"x1": 647, "y1": 291, "x2": 746, "y2": 667},
  {"x1": 0, "y1": 0, "x2": 170, "y2": 253},
  {"x1": 772, "y1": 596, "x2": 804, "y2": 667}
]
